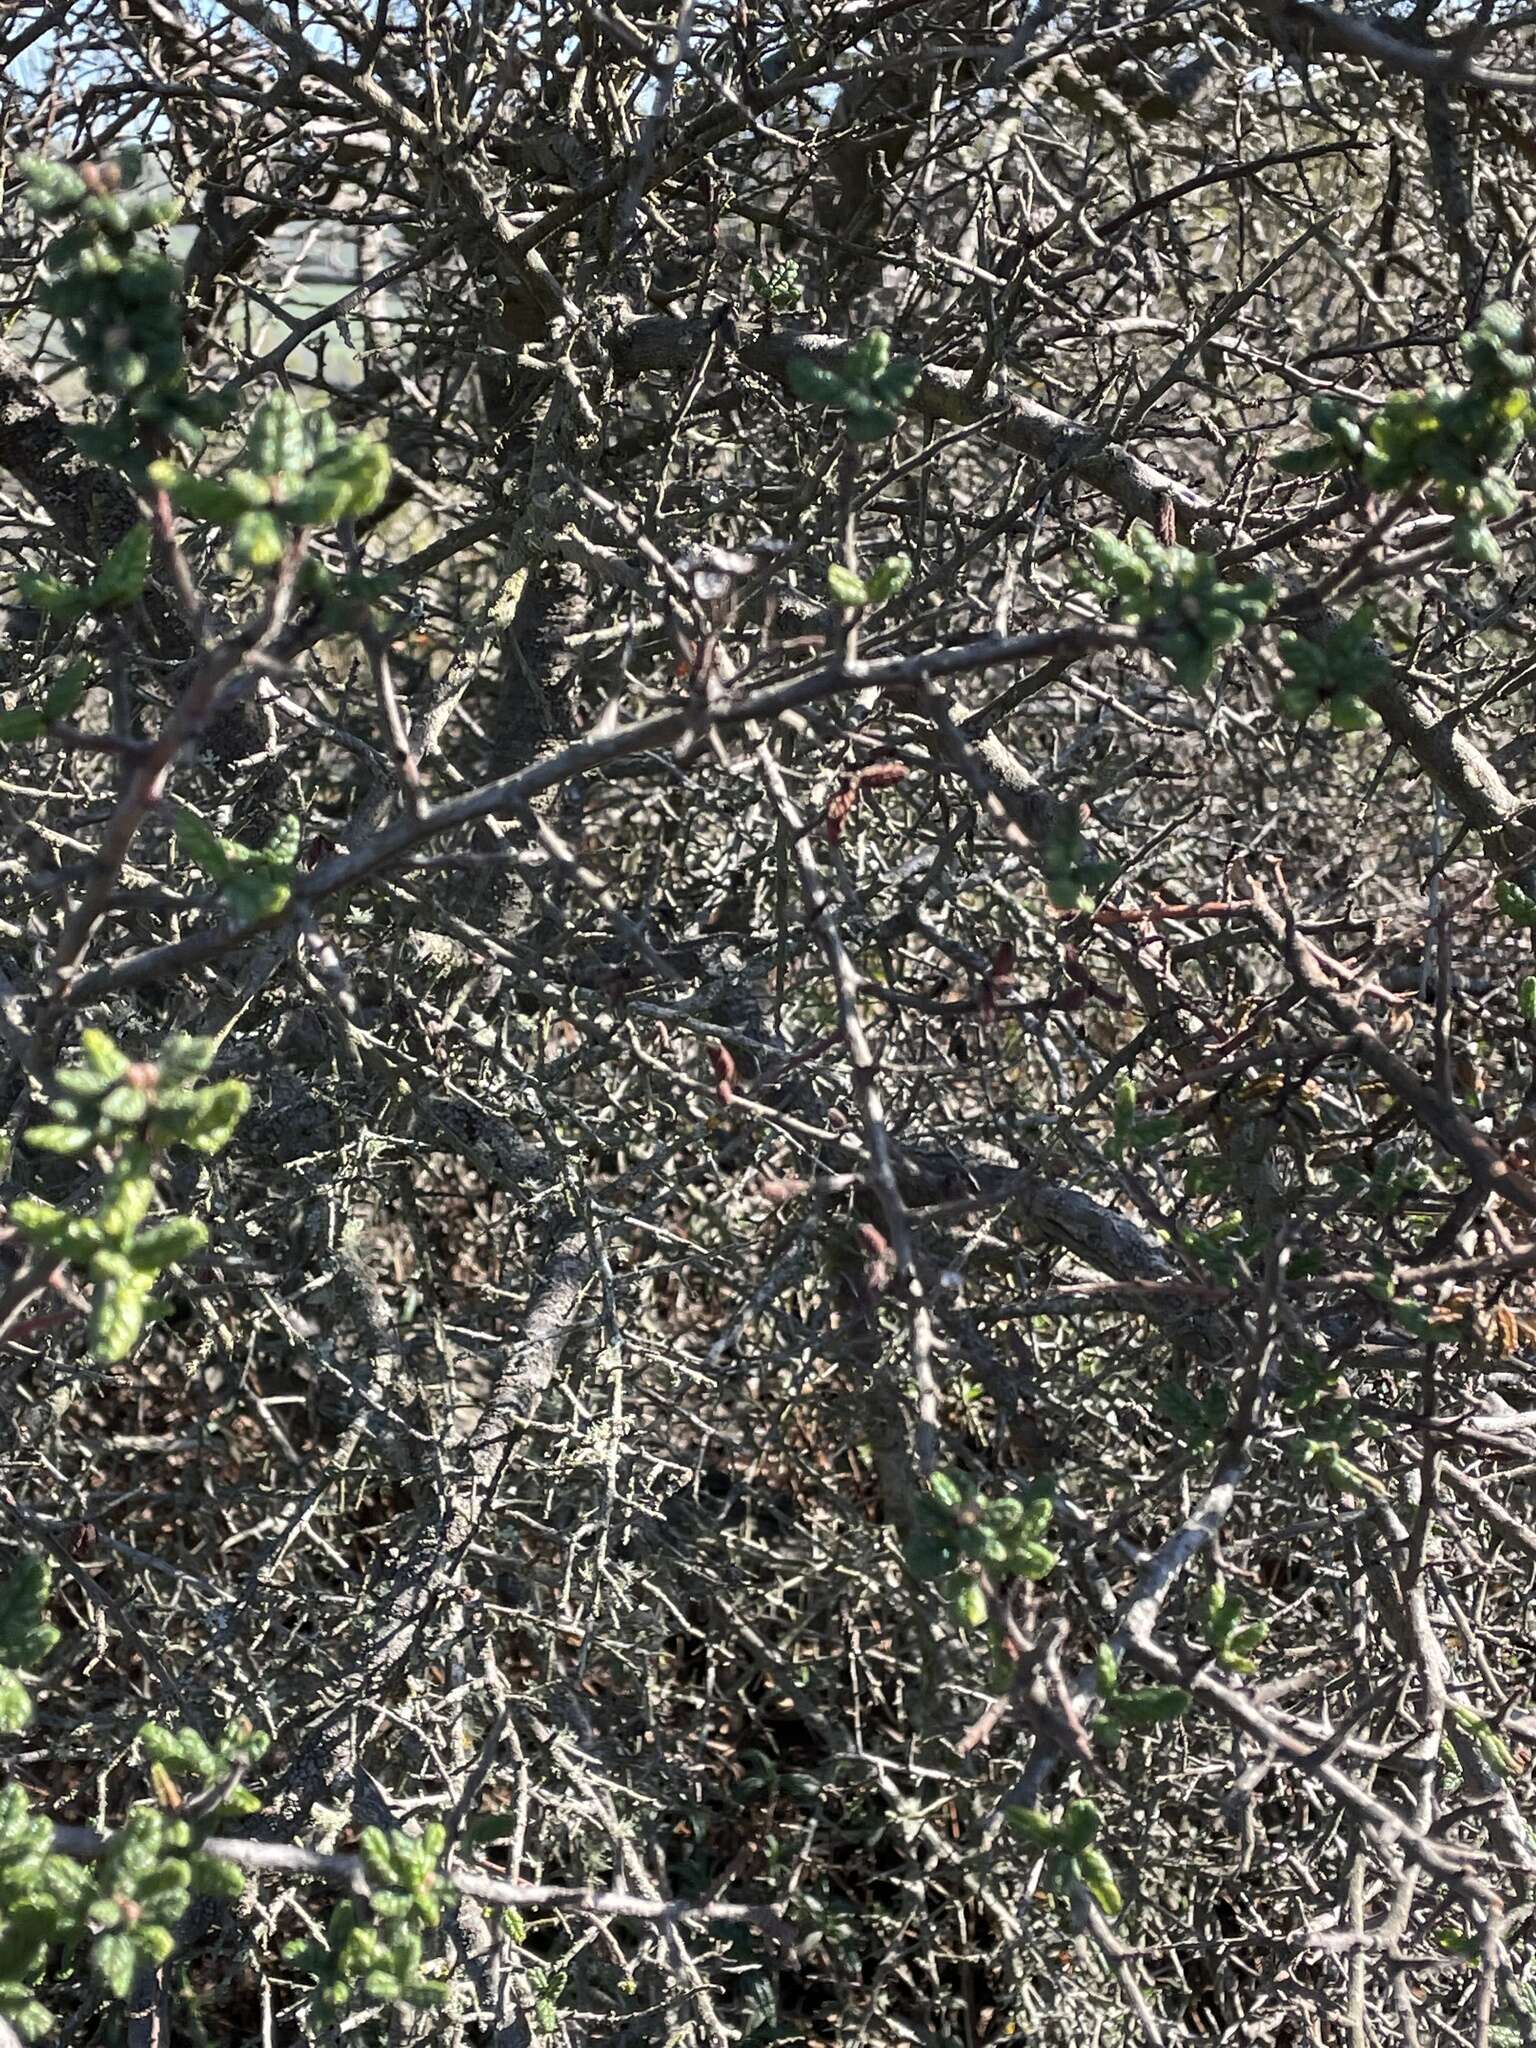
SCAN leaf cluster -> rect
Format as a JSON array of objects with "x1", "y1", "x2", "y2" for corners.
[
  {"x1": 0, "y1": 1559, "x2": 60, "y2": 1735},
  {"x1": 9, "y1": 1030, "x2": 248, "y2": 1361},
  {"x1": 1193, "y1": 1578, "x2": 1269, "y2": 1676},
  {"x1": 284, "y1": 1824, "x2": 451, "y2": 2021},
  {"x1": 149, "y1": 390, "x2": 390, "y2": 573},
  {"x1": 18, "y1": 527, "x2": 152, "y2": 627},
  {"x1": 173, "y1": 807, "x2": 301, "y2": 927},
  {"x1": 1004, "y1": 1798, "x2": 1124, "y2": 1916},
  {"x1": 826, "y1": 553, "x2": 912, "y2": 610},
  {"x1": 1084, "y1": 523, "x2": 1273, "y2": 690},
  {"x1": 1091, "y1": 1644, "x2": 1192, "y2": 1745},
  {"x1": 1275, "y1": 302, "x2": 1536, "y2": 564},
  {"x1": 748, "y1": 259, "x2": 802, "y2": 311},
  {"x1": 1276, "y1": 604, "x2": 1390, "y2": 730},
  {"x1": 17, "y1": 150, "x2": 221, "y2": 459},
  {"x1": 86, "y1": 1807, "x2": 240, "y2": 2000},
  {"x1": 905, "y1": 1470, "x2": 1057, "y2": 1632},
  {"x1": 0, "y1": 1786, "x2": 91, "y2": 2043},
  {"x1": 0, "y1": 1778, "x2": 244, "y2": 2038},
  {"x1": 140, "y1": 1717, "x2": 270, "y2": 1822},
  {"x1": 788, "y1": 331, "x2": 920, "y2": 442}
]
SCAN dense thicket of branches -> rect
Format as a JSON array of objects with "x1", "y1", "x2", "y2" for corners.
[{"x1": 5, "y1": 1, "x2": 1536, "y2": 2041}]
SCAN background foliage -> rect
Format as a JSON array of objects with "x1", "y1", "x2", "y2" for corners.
[{"x1": 3, "y1": 0, "x2": 1536, "y2": 2041}]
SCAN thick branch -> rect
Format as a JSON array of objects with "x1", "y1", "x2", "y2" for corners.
[
  {"x1": 47, "y1": 1824, "x2": 789, "y2": 1940},
  {"x1": 0, "y1": 344, "x2": 147, "y2": 559}
]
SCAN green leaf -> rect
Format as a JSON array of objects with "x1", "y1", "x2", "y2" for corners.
[
  {"x1": 787, "y1": 358, "x2": 847, "y2": 406},
  {"x1": 848, "y1": 332, "x2": 890, "y2": 383},
  {"x1": 223, "y1": 871, "x2": 292, "y2": 926},
  {"x1": 7, "y1": 1197, "x2": 69, "y2": 1247},
  {"x1": 928, "y1": 1470, "x2": 964, "y2": 1511},
  {"x1": 846, "y1": 408, "x2": 900, "y2": 443},
  {"x1": 1090, "y1": 527, "x2": 1151, "y2": 587},
  {"x1": 223, "y1": 469, "x2": 277, "y2": 509},
  {"x1": 126, "y1": 1217, "x2": 208, "y2": 1271},
  {"x1": 872, "y1": 359, "x2": 919, "y2": 407},
  {"x1": 0, "y1": 1672, "x2": 32, "y2": 1733},
  {"x1": 230, "y1": 510, "x2": 286, "y2": 570},
  {"x1": 1474, "y1": 1723, "x2": 1520, "y2": 1778},
  {"x1": 173, "y1": 806, "x2": 233, "y2": 882},
  {"x1": 1477, "y1": 301, "x2": 1527, "y2": 349},
  {"x1": 0, "y1": 1990, "x2": 53, "y2": 2044},
  {"x1": 319, "y1": 436, "x2": 392, "y2": 518},
  {"x1": 1004, "y1": 1805, "x2": 1058, "y2": 1848},
  {"x1": 1005, "y1": 1540, "x2": 1057, "y2": 1580},
  {"x1": 0, "y1": 709, "x2": 48, "y2": 745},
  {"x1": 1455, "y1": 517, "x2": 1502, "y2": 567},
  {"x1": 1019, "y1": 1495, "x2": 1054, "y2": 1538},
  {"x1": 865, "y1": 552, "x2": 912, "y2": 605},
  {"x1": 1328, "y1": 691, "x2": 1379, "y2": 734},
  {"x1": 17, "y1": 573, "x2": 87, "y2": 622},
  {"x1": 1222, "y1": 1619, "x2": 1269, "y2": 1672},
  {"x1": 149, "y1": 462, "x2": 268, "y2": 523},
  {"x1": 1497, "y1": 879, "x2": 1536, "y2": 929},
  {"x1": 88, "y1": 524, "x2": 151, "y2": 609},
  {"x1": 99, "y1": 1084, "x2": 149, "y2": 1127},
  {"x1": 1197, "y1": 1578, "x2": 1230, "y2": 1635},
  {"x1": 279, "y1": 472, "x2": 355, "y2": 526},
  {"x1": 247, "y1": 390, "x2": 311, "y2": 477},
  {"x1": 261, "y1": 813, "x2": 302, "y2": 868},
  {"x1": 0, "y1": 1556, "x2": 59, "y2": 1672},
  {"x1": 93, "y1": 1929, "x2": 135, "y2": 1998},
  {"x1": 952, "y1": 1578, "x2": 988, "y2": 1630},
  {"x1": 98, "y1": 1167, "x2": 154, "y2": 1241},
  {"x1": 19, "y1": 156, "x2": 87, "y2": 214},
  {"x1": 89, "y1": 1275, "x2": 150, "y2": 1362},
  {"x1": 80, "y1": 1029, "x2": 128, "y2": 1080},
  {"x1": 187, "y1": 1859, "x2": 244, "y2": 1900},
  {"x1": 1278, "y1": 682, "x2": 1318, "y2": 720},
  {"x1": 1110, "y1": 1684, "x2": 1192, "y2": 1727},
  {"x1": 174, "y1": 1080, "x2": 250, "y2": 1155},
  {"x1": 1075, "y1": 1846, "x2": 1123, "y2": 1916},
  {"x1": 159, "y1": 1034, "x2": 217, "y2": 1084},
  {"x1": 1059, "y1": 1800, "x2": 1100, "y2": 1853},
  {"x1": 358, "y1": 1826, "x2": 395, "y2": 1886},
  {"x1": 23, "y1": 1122, "x2": 94, "y2": 1156},
  {"x1": 43, "y1": 664, "x2": 89, "y2": 721}
]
